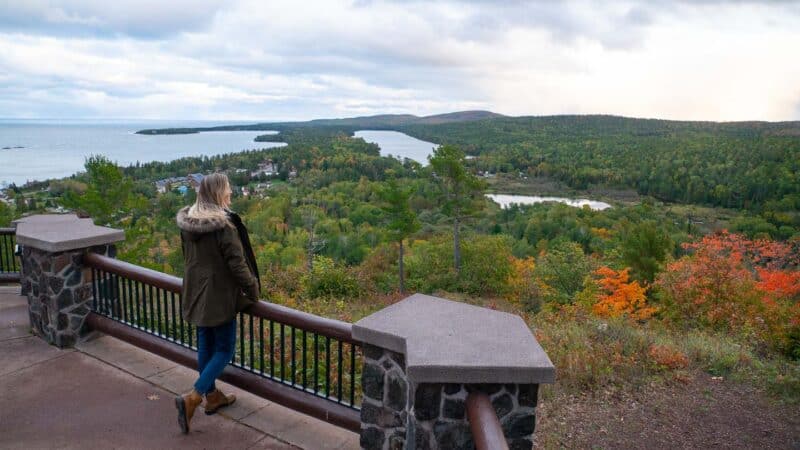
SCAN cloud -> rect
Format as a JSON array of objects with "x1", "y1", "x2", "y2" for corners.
[
  {"x1": 0, "y1": 0, "x2": 798, "y2": 120},
  {"x1": 0, "y1": 0, "x2": 226, "y2": 38}
]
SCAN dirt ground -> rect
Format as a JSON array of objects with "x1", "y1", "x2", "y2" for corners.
[{"x1": 533, "y1": 372, "x2": 800, "y2": 449}]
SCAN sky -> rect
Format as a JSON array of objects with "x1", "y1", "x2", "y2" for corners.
[{"x1": 0, "y1": 0, "x2": 799, "y2": 122}]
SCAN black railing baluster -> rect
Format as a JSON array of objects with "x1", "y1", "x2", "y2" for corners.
[
  {"x1": 176, "y1": 292, "x2": 185, "y2": 345},
  {"x1": 91, "y1": 268, "x2": 98, "y2": 311},
  {"x1": 166, "y1": 290, "x2": 172, "y2": 337},
  {"x1": 147, "y1": 285, "x2": 155, "y2": 332},
  {"x1": 350, "y1": 344, "x2": 356, "y2": 406},
  {"x1": 270, "y1": 320, "x2": 275, "y2": 378},
  {"x1": 106, "y1": 272, "x2": 113, "y2": 317},
  {"x1": 120, "y1": 276, "x2": 128, "y2": 323},
  {"x1": 291, "y1": 327, "x2": 296, "y2": 385},
  {"x1": 115, "y1": 273, "x2": 123, "y2": 319},
  {"x1": 249, "y1": 314, "x2": 254, "y2": 370},
  {"x1": 337, "y1": 340, "x2": 343, "y2": 403},
  {"x1": 4, "y1": 234, "x2": 9, "y2": 271},
  {"x1": 124, "y1": 278, "x2": 132, "y2": 324},
  {"x1": 280, "y1": 323, "x2": 285, "y2": 382},
  {"x1": 159, "y1": 289, "x2": 166, "y2": 336},
  {"x1": 158, "y1": 288, "x2": 165, "y2": 337},
  {"x1": 2, "y1": 235, "x2": 9, "y2": 272},
  {"x1": 5, "y1": 235, "x2": 10, "y2": 271},
  {"x1": 259, "y1": 317, "x2": 264, "y2": 375},
  {"x1": 9, "y1": 235, "x2": 14, "y2": 271},
  {"x1": 111, "y1": 273, "x2": 118, "y2": 319},
  {"x1": 238, "y1": 312, "x2": 245, "y2": 366},
  {"x1": 169, "y1": 292, "x2": 176, "y2": 341},
  {"x1": 314, "y1": 334, "x2": 319, "y2": 394},
  {"x1": 104, "y1": 270, "x2": 112, "y2": 316},
  {"x1": 325, "y1": 337, "x2": 331, "y2": 398},
  {"x1": 124, "y1": 277, "x2": 132, "y2": 324},
  {"x1": 302, "y1": 330, "x2": 307, "y2": 389},
  {"x1": 98, "y1": 270, "x2": 105, "y2": 314},
  {"x1": 136, "y1": 282, "x2": 143, "y2": 329},
  {"x1": 0, "y1": 235, "x2": 7, "y2": 272}
]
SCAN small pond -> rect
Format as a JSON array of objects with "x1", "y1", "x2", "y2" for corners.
[{"x1": 486, "y1": 194, "x2": 611, "y2": 210}]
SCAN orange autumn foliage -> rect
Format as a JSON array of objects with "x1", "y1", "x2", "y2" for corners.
[
  {"x1": 592, "y1": 266, "x2": 656, "y2": 320},
  {"x1": 656, "y1": 231, "x2": 800, "y2": 356},
  {"x1": 755, "y1": 268, "x2": 800, "y2": 301}
]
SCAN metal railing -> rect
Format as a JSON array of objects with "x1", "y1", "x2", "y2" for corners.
[
  {"x1": 0, "y1": 228, "x2": 20, "y2": 282},
  {"x1": 83, "y1": 252, "x2": 362, "y2": 431},
  {"x1": 467, "y1": 392, "x2": 510, "y2": 450}
]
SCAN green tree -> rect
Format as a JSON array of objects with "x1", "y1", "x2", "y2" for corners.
[
  {"x1": 0, "y1": 201, "x2": 13, "y2": 226},
  {"x1": 62, "y1": 155, "x2": 135, "y2": 224},
  {"x1": 14, "y1": 197, "x2": 27, "y2": 215},
  {"x1": 378, "y1": 175, "x2": 420, "y2": 293},
  {"x1": 428, "y1": 145, "x2": 487, "y2": 276},
  {"x1": 534, "y1": 241, "x2": 593, "y2": 305},
  {"x1": 296, "y1": 204, "x2": 326, "y2": 271},
  {"x1": 622, "y1": 221, "x2": 672, "y2": 283}
]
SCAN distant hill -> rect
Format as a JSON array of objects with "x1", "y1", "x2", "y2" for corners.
[{"x1": 135, "y1": 110, "x2": 504, "y2": 135}]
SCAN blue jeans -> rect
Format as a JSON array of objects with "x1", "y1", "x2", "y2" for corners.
[{"x1": 194, "y1": 320, "x2": 237, "y2": 395}]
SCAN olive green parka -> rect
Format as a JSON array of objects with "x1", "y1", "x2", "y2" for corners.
[{"x1": 177, "y1": 206, "x2": 259, "y2": 327}]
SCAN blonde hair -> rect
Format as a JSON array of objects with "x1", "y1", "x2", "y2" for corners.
[{"x1": 188, "y1": 173, "x2": 230, "y2": 220}]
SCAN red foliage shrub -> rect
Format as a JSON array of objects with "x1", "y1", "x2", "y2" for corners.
[
  {"x1": 656, "y1": 231, "x2": 800, "y2": 356},
  {"x1": 648, "y1": 344, "x2": 689, "y2": 370}
]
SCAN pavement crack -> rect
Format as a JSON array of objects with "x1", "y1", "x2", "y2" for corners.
[{"x1": 0, "y1": 348, "x2": 74, "y2": 379}]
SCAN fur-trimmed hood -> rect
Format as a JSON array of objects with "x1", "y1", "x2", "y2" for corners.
[{"x1": 176, "y1": 206, "x2": 229, "y2": 237}]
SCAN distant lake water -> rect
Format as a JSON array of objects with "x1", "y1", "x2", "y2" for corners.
[
  {"x1": 0, "y1": 119, "x2": 285, "y2": 186},
  {"x1": 487, "y1": 194, "x2": 611, "y2": 210},
  {"x1": 354, "y1": 130, "x2": 438, "y2": 164}
]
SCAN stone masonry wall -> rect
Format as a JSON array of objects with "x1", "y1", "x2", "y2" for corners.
[
  {"x1": 360, "y1": 344, "x2": 539, "y2": 450},
  {"x1": 411, "y1": 383, "x2": 538, "y2": 450},
  {"x1": 360, "y1": 344, "x2": 411, "y2": 450},
  {"x1": 20, "y1": 244, "x2": 114, "y2": 348}
]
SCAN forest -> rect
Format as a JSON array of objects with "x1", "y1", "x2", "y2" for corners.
[{"x1": 2, "y1": 115, "x2": 798, "y2": 426}]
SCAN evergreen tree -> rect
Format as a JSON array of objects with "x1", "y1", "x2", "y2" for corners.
[
  {"x1": 428, "y1": 145, "x2": 487, "y2": 276},
  {"x1": 378, "y1": 174, "x2": 420, "y2": 293},
  {"x1": 622, "y1": 221, "x2": 673, "y2": 283}
]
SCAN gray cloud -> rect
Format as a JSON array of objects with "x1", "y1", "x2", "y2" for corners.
[
  {"x1": 0, "y1": 0, "x2": 226, "y2": 38},
  {"x1": 0, "y1": 0, "x2": 798, "y2": 121}
]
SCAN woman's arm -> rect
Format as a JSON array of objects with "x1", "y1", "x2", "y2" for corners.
[{"x1": 218, "y1": 224, "x2": 259, "y2": 299}]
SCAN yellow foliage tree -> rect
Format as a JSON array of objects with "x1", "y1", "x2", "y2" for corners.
[
  {"x1": 592, "y1": 266, "x2": 656, "y2": 320},
  {"x1": 507, "y1": 256, "x2": 537, "y2": 306}
]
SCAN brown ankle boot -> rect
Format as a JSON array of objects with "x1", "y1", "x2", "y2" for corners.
[
  {"x1": 175, "y1": 389, "x2": 203, "y2": 433},
  {"x1": 204, "y1": 389, "x2": 236, "y2": 415}
]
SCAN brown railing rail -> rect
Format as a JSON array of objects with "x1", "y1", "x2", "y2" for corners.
[
  {"x1": 467, "y1": 392, "x2": 510, "y2": 450},
  {"x1": 83, "y1": 253, "x2": 355, "y2": 343},
  {"x1": 82, "y1": 252, "x2": 363, "y2": 432},
  {"x1": 0, "y1": 227, "x2": 20, "y2": 282}
]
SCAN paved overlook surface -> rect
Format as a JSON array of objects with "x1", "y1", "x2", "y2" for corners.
[{"x1": 0, "y1": 285, "x2": 358, "y2": 449}]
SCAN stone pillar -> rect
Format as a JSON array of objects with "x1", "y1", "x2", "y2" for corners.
[
  {"x1": 353, "y1": 294, "x2": 555, "y2": 450},
  {"x1": 15, "y1": 214, "x2": 124, "y2": 348}
]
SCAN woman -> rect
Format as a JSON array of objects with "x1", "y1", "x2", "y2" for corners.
[{"x1": 174, "y1": 173, "x2": 260, "y2": 434}]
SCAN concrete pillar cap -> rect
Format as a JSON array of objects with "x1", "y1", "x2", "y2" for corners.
[
  {"x1": 353, "y1": 294, "x2": 556, "y2": 384},
  {"x1": 14, "y1": 214, "x2": 124, "y2": 253}
]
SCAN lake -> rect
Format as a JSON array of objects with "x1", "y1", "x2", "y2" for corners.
[
  {"x1": 487, "y1": 194, "x2": 611, "y2": 210},
  {"x1": 354, "y1": 130, "x2": 438, "y2": 164},
  {"x1": 354, "y1": 131, "x2": 611, "y2": 210},
  {"x1": 0, "y1": 119, "x2": 285, "y2": 186}
]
